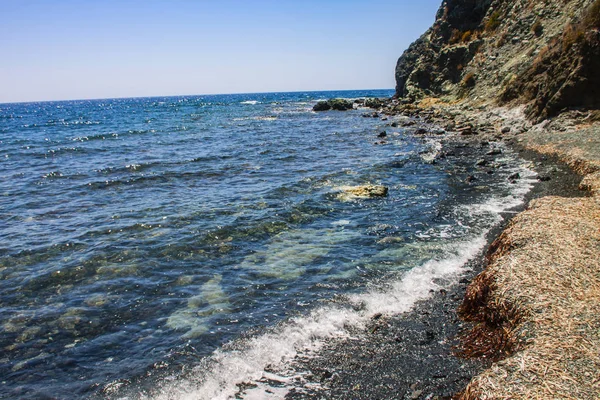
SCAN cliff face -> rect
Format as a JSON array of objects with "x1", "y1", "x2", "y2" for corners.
[{"x1": 395, "y1": 0, "x2": 600, "y2": 120}]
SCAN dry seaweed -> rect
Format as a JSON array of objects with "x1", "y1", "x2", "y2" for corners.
[{"x1": 457, "y1": 194, "x2": 600, "y2": 399}]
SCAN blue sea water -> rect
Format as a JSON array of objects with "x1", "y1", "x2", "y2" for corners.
[{"x1": 0, "y1": 90, "x2": 534, "y2": 399}]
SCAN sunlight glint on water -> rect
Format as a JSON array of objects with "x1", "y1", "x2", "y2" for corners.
[{"x1": 0, "y1": 90, "x2": 535, "y2": 399}]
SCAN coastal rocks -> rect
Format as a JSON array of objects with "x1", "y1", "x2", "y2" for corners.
[
  {"x1": 341, "y1": 185, "x2": 389, "y2": 198},
  {"x1": 458, "y1": 125, "x2": 476, "y2": 135},
  {"x1": 537, "y1": 175, "x2": 551, "y2": 182},
  {"x1": 393, "y1": 0, "x2": 600, "y2": 123},
  {"x1": 313, "y1": 101, "x2": 331, "y2": 111},
  {"x1": 394, "y1": 0, "x2": 491, "y2": 100},
  {"x1": 362, "y1": 112, "x2": 379, "y2": 118},
  {"x1": 364, "y1": 98, "x2": 386, "y2": 109},
  {"x1": 313, "y1": 99, "x2": 354, "y2": 112},
  {"x1": 500, "y1": 1, "x2": 600, "y2": 120}
]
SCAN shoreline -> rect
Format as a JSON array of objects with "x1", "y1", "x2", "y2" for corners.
[{"x1": 284, "y1": 101, "x2": 592, "y2": 399}]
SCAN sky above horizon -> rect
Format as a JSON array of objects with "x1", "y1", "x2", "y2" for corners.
[{"x1": 0, "y1": 0, "x2": 441, "y2": 103}]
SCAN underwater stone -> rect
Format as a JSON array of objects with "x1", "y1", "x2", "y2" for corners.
[{"x1": 343, "y1": 185, "x2": 389, "y2": 198}]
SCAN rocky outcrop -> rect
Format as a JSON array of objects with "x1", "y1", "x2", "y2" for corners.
[
  {"x1": 313, "y1": 99, "x2": 354, "y2": 111},
  {"x1": 395, "y1": 0, "x2": 492, "y2": 100},
  {"x1": 394, "y1": 0, "x2": 600, "y2": 120},
  {"x1": 341, "y1": 185, "x2": 388, "y2": 198},
  {"x1": 500, "y1": 2, "x2": 600, "y2": 120}
]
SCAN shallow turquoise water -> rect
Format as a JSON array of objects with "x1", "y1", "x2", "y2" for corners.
[{"x1": 0, "y1": 90, "x2": 533, "y2": 399}]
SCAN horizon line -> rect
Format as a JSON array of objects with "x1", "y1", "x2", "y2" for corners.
[{"x1": 0, "y1": 87, "x2": 395, "y2": 106}]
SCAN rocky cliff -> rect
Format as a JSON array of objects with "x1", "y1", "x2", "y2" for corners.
[{"x1": 395, "y1": 0, "x2": 600, "y2": 120}]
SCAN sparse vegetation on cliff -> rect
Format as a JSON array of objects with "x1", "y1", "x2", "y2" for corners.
[
  {"x1": 501, "y1": 0, "x2": 600, "y2": 119},
  {"x1": 484, "y1": 10, "x2": 501, "y2": 31},
  {"x1": 395, "y1": 0, "x2": 600, "y2": 120}
]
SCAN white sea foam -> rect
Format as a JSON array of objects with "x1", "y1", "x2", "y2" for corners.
[
  {"x1": 331, "y1": 219, "x2": 351, "y2": 226},
  {"x1": 240, "y1": 101, "x2": 260, "y2": 105},
  {"x1": 149, "y1": 236, "x2": 484, "y2": 400},
  {"x1": 145, "y1": 148, "x2": 537, "y2": 400}
]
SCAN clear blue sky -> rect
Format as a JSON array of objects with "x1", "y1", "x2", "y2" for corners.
[{"x1": 0, "y1": 0, "x2": 441, "y2": 103}]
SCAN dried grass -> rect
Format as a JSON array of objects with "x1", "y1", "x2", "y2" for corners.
[
  {"x1": 527, "y1": 143, "x2": 600, "y2": 175},
  {"x1": 580, "y1": 171, "x2": 600, "y2": 194},
  {"x1": 458, "y1": 195, "x2": 600, "y2": 399}
]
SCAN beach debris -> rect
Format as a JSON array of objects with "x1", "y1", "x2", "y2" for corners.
[{"x1": 458, "y1": 195, "x2": 600, "y2": 399}]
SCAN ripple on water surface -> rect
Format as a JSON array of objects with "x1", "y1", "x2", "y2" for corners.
[{"x1": 0, "y1": 90, "x2": 537, "y2": 399}]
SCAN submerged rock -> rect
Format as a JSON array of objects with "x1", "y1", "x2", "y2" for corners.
[
  {"x1": 342, "y1": 185, "x2": 389, "y2": 198},
  {"x1": 364, "y1": 98, "x2": 386, "y2": 109}
]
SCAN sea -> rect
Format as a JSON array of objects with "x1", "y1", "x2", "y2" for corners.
[{"x1": 0, "y1": 90, "x2": 535, "y2": 399}]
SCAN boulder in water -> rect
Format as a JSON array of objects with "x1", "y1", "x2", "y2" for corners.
[
  {"x1": 343, "y1": 185, "x2": 389, "y2": 198},
  {"x1": 312, "y1": 98, "x2": 353, "y2": 111},
  {"x1": 313, "y1": 101, "x2": 331, "y2": 111}
]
